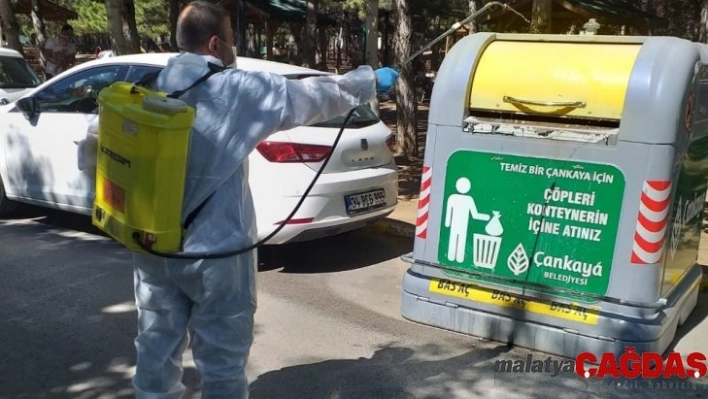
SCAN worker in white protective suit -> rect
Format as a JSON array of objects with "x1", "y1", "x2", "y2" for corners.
[{"x1": 130, "y1": 1, "x2": 400, "y2": 398}]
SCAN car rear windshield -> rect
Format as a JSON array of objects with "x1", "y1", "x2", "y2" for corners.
[
  {"x1": 0, "y1": 56, "x2": 42, "y2": 89},
  {"x1": 286, "y1": 73, "x2": 381, "y2": 128}
]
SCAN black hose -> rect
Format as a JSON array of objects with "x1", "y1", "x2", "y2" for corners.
[{"x1": 132, "y1": 107, "x2": 357, "y2": 259}]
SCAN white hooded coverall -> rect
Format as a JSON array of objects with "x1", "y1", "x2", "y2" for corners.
[{"x1": 131, "y1": 53, "x2": 379, "y2": 398}]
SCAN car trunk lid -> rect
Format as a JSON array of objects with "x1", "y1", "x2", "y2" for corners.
[{"x1": 278, "y1": 109, "x2": 394, "y2": 173}]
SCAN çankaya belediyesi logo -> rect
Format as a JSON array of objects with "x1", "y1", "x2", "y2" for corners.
[{"x1": 494, "y1": 348, "x2": 708, "y2": 379}]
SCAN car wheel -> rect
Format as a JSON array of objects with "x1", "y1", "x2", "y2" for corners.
[{"x1": 0, "y1": 176, "x2": 18, "y2": 217}]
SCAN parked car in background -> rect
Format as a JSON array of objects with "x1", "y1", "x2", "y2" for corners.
[
  {"x1": 0, "y1": 53, "x2": 399, "y2": 244},
  {"x1": 0, "y1": 47, "x2": 42, "y2": 105}
]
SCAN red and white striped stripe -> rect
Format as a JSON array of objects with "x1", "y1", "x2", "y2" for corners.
[
  {"x1": 416, "y1": 165, "x2": 432, "y2": 239},
  {"x1": 630, "y1": 180, "x2": 672, "y2": 264}
]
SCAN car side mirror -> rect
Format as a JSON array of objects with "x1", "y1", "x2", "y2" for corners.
[{"x1": 16, "y1": 97, "x2": 37, "y2": 120}]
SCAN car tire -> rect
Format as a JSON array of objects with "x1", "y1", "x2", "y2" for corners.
[{"x1": 0, "y1": 175, "x2": 18, "y2": 218}]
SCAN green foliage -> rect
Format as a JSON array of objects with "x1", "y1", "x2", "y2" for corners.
[
  {"x1": 341, "y1": 0, "x2": 393, "y2": 20},
  {"x1": 34, "y1": 0, "x2": 170, "y2": 37},
  {"x1": 133, "y1": 0, "x2": 170, "y2": 37},
  {"x1": 57, "y1": 0, "x2": 108, "y2": 34}
]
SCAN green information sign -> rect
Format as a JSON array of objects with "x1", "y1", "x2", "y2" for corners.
[{"x1": 438, "y1": 151, "x2": 626, "y2": 302}]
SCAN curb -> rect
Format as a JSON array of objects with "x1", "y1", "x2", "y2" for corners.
[{"x1": 368, "y1": 218, "x2": 416, "y2": 238}]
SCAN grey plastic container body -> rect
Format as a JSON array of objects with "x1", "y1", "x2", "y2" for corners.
[{"x1": 401, "y1": 33, "x2": 706, "y2": 361}]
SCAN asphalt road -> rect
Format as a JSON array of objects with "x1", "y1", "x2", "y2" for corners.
[{"x1": 1, "y1": 206, "x2": 708, "y2": 399}]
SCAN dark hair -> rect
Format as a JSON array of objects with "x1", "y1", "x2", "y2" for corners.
[
  {"x1": 61, "y1": 24, "x2": 73, "y2": 32},
  {"x1": 176, "y1": 1, "x2": 229, "y2": 52}
]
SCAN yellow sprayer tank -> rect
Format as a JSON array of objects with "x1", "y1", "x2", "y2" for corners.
[{"x1": 94, "y1": 82, "x2": 194, "y2": 253}]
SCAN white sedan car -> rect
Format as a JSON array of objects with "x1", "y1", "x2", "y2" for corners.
[
  {"x1": 0, "y1": 53, "x2": 398, "y2": 244},
  {"x1": 0, "y1": 47, "x2": 43, "y2": 105}
]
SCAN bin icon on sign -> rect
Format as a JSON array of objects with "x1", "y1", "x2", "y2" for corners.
[
  {"x1": 444, "y1": 177, "x2": 502, "y2": 267},
  {"x1": 473, "y1": 211, "x2": 503, "y2": 269}
]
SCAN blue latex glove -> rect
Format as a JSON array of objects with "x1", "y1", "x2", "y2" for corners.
[{"x1": 375, "y1": 67, "x2": 399, "y2": 94}]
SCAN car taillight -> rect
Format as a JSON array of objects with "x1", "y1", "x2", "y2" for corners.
[
  {"x1": 386, "y1": 134, "x2": 396, "y2": 153},
  {"x1": 274, "y1": 217, "x2": 314, "y2": 225},
  {"x1": 256, "y1": 141, "x2": 332, "y2": 163}
]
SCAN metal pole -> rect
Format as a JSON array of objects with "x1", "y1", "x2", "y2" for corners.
[{"x1": 396, "y1": 1, "x2": 528, "y2": 69}]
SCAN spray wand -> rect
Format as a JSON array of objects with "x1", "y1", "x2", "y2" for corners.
[{"x1": 396, "y1": 1, "x2": 530, "y2": 71}]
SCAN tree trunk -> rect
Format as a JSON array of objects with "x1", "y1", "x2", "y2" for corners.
[
  {"x1": 266, "y1": 19, "x2": 274, "y2": 60},
  {"x1": 104, "y1": 0, "x2": 140, "y2": 55},
  {"x1": 685, "y1": 0, "x2": 704, "y2": 41},
  {"x1": 335, "y1": 27, "x2": 342, "y2": 72},
  {"x1": 364, "y1": 0, "x2": 379, "y2": 68},
  {"x1": 0, "y1": 0, "x2": 24, "y2": 56},
  {"x1": 467, "y1": 0, "x2": 478, "y2": 32},
  {"x1": 393, "y1": 0, "x2": 417, "y2": 158},
  {"x1": 700, "y1": 0, "x2": 708, "y2": 43},
  {"x1": 247, "y1": 24, "x2": 256, "y2": 57},
  {"x1": 431, "y1": 16, "x2": 442, "y2": 70},
  {"x1": 382, "y1": 11, "x2": 390, "y2": 66},
  {"x1": 288, "y1": 22, "x2": 304, "y2": 65},
  {"x1": 236, "y1": 0, "x2": 247, "y2": 55},
  {"x1": 650, "y1": 0, "x2": 699, "y2": 39},
  {"x1": 303, "y1": 0, "x2": 317, "y2": 68},
  {"x1": 530, "y1": 0, "x2": 553, "y2": 34},
  {"x1": 169, "y1": 0, "x2": 179, "y2": 50},
  {"x1": 30, "y1": 0, "x2": 46, "y2": 49},
  {"x1": 365, "y1": 0, "x2": 380, "y2": 116},
  {"x1": 318, "y1": 26, "x2": 327, "y2": 70},
  {"x1": 639, "y1": 0, "x2": 655, "y2": 35},
  {"x1": 346, "y1": 13, "x2": 363, "y2": 68},
  {"x1": 121, "y1": 0, "x2": 140, "y2": 53}
]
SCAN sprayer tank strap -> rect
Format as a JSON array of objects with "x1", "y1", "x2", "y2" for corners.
[
  {"x1": 167, "y1": 62, "x2": 229, "y2": 99},
  {"x1": 184, "y1": 191, "x2": 215, "y2": 229},
  {"x1": 133, "y1": 62, "x2": 229, "y2": 97},
  {"x1": 176, "y1": 63, "x2": 231, "y2": 230},
  {"x1": 133, "y1": 62, "x2": 230, "y2": 230}
]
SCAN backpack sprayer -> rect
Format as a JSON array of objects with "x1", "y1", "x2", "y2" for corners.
[{"x1": 93, "y1": 1, "x2": 525, "y2": 259}]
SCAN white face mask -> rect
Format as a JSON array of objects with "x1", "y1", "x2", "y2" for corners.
[
  {"x1": 214, "y1": 37, "x2": 237, "y2": 68},
  {"x1": 228, "y1": 46, "x2": 238, "y2": 68}
]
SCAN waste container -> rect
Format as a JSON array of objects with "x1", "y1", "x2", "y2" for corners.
[{"x1": 401, "y1": 33, "x2": 706, "y2": 360}]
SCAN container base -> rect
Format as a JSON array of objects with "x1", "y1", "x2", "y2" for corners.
[{"x1": 400, "y1": 264, "x2": 702, "y2": 360}]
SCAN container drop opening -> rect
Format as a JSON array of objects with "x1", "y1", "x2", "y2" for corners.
[{"x1": 464, "y1": 110, "x2": 620, "y2": 145}]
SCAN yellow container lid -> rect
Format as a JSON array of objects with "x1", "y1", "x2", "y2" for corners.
[
  {"x1": 98, "y1": 82, "x2": 194, "y2": 129},
  {"x1": 469, "y1": 37, "x2": 642, "y2": 121}
]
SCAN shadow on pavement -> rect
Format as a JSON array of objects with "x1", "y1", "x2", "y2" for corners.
[
  {"x1": 249, "y1": 344, "x2": 513, "y2": 399},
  {"x1": 0, "y1": 214, "x2": 137, "y2": 398},
  {"x1": 258, "y1": 230, "x2": 413, "y2": 274},
  {"x1": 249, "y1": 341, "x2": 708, "y2": 399},
  {"x1": 4, "y1": 205, "x2": 413, "y2": 276},
  {"x1": 3, "y1": 207, "x2": 708, "y2": 398},
  {"x1": 1, "y1": 203, "x2": 108, "y2": 237},
  {"x1": 0, "y1": 205, "x2": 210, "y2": 398},
  {"x1": 0, "y1": 210, "x2": 127, "y2": 261},
  {"x1": 666, "y1": 292, "x2": 708, "y2": 353}
]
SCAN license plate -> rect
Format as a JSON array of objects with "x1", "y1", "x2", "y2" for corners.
[{"x1": 345, "y1": 189, "x2": 387, "y2": 215}]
